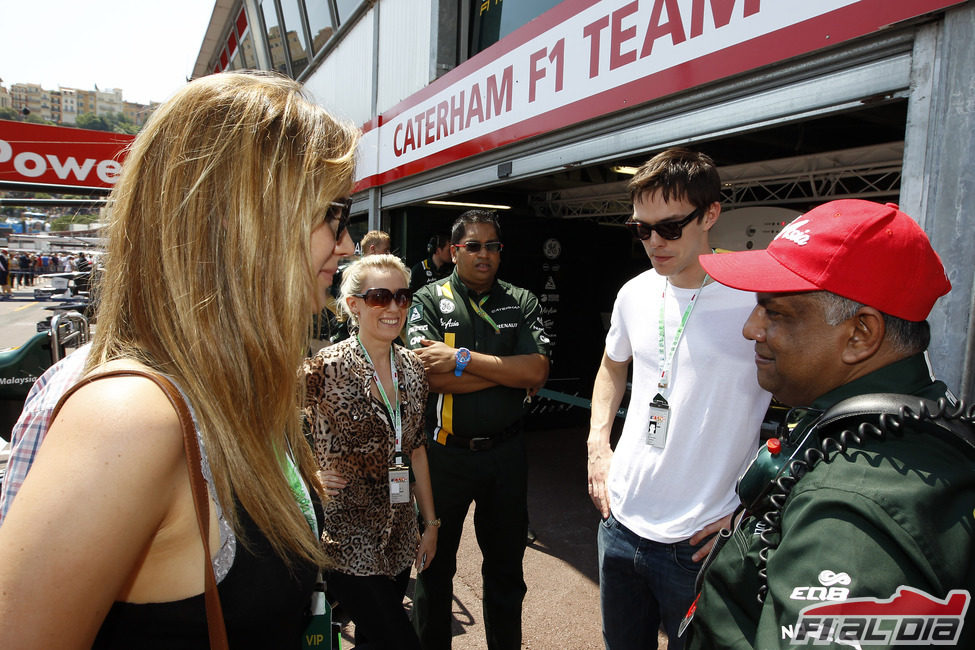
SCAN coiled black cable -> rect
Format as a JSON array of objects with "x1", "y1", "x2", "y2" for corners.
[{"x1": 754, "y1": 397, "x2": 974, "y2": 604}]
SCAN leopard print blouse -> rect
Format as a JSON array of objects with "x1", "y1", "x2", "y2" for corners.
[{"x1": 301, "y1": 337, "x2": 429, "y2": 577}]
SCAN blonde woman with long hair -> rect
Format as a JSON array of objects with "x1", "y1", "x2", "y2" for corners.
[{"x1": 0, "y1": 72, "x2": 357, "y2": 648}]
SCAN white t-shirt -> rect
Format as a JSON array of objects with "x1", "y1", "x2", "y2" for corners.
[{"x1": 605, "y1": 269, "x2": 771, "y2": 543}]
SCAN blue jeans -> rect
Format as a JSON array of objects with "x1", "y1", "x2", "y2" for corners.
[{"x1": 597, "y1": 513, "x2": 705, "y2": 650}]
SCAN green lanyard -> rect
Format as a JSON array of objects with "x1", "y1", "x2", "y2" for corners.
[
  {"x1": 278, "y1": 441, "x2": 318, "y2": 536},
  {"x1": 657, "y1": 275, "x2": 708, "y2": 391},
  {"x1": 468, "y1": 295, "x2": 500, "y2": 334},
  {"x1": 356, "y1": 335, "x2": 404, "y2": 460}
]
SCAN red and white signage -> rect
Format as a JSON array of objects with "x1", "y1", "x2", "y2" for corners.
[
  {"x1": 355, "y1": 0, "x2": 965, "y2": 190},
  {"x1": 0, "y1": 120, "x2": 134, "y2": 191}
]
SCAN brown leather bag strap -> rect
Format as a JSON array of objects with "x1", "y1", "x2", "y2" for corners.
[{"x1": 51, "y1": 369, "x2": 229, "y2": 649}]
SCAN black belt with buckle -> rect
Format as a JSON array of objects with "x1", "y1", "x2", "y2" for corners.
[{"x1": 441, "y1": 421, "x2": 523, "y2": 451}]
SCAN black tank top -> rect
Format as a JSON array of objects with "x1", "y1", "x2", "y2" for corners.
[{"x1": 93, "y1": 495, "x2": 323, "y2": 649}]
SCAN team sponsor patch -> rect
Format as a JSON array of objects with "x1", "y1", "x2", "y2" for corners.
[
  {"x1": 440, "y1": 318, "x2": 459, "y2": 329},
  {"x1": 775, "y1": 218, "x2": 812, "y2": 246},
  {"x1": 439, "y1": 298, "x2": 455, "y2": 314},
  {"x1": 783, "y1": 586, "x2": 970, "y2": 645},
  {"x1": 542, "y1": 238, "x2": 562, "y2": 260},
  {"x1": 408, "y1": 305, "x2": 423, "y2": 322},
  {"x1": 789, "y1": 569, "x2": 852, "y2": 602}
]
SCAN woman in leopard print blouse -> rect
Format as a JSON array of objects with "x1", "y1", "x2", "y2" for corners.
[{"x1": 302, "y1": 253, "x2": 437, "y2": 650}]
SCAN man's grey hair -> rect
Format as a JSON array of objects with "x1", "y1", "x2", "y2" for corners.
[{"x1": 814, "y1": 292, "x2": 930, "y2": 355}]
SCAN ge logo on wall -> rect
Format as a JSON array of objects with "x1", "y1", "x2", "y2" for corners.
[{"x1": 543, "y1": 238, "x2": 561, "y2": 260}]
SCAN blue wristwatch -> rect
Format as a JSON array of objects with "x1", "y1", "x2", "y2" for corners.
[{"x1": 454, "y1": 347, "x2": 471, "y2": 376}]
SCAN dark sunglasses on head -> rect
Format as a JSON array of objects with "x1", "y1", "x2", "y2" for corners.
[
  {"x1": 351, "y1": 287, "x2": 413, "y2": 308},
  {"x1": 624, "y1": 207, "x2": 703, "y2": 241},
  {"x1": 453, "y1": 241, "x2": 504, "y2": 253},
  {"x1": 326, "y1": 198, "x2": 352, "y2": 241}
]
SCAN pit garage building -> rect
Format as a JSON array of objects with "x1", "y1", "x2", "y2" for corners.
[{"x1": 194, "y1": 0, "x2": 975, "y2": 406}]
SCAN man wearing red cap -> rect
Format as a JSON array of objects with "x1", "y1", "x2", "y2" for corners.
[{"x1": 685, "y1": 199, "x2": 974, "y2": 648}]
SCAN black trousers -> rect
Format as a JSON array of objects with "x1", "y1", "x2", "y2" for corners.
[
  {"x1": 412, "y1": 433, "x2": 528, "y2": 649},
  {"x1": 326, "y1": 567, "x2": 421, "y2": 650}
]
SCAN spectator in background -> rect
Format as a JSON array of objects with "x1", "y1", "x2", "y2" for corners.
[
  {"x1": 0, "y1": 249, "x2": 10, "y2": 299},
  {"x1": 18, "y1": 253, "x2": 31, "y2": 286},
  {"x1": 360, "y1": 229, "x2": 391, "y2": 256},
  {"x1": 409, "y1": 234, "x2": 454, "y2": 292}
]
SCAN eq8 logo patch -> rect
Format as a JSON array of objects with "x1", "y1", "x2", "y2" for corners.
[{"x1": 785, "y1": 587, "x2": 969, "y2": 646}]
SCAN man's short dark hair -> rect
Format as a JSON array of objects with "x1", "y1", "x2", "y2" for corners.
[
  {"x1": 451, "y1": 210, "x2": 501, "y2": 244},
  {"x1": 815, "y1": 291, "x2": 930, "y2": 355},
  {"x1": 628, "y1": 148, "x2": 721, "y2": 218}
]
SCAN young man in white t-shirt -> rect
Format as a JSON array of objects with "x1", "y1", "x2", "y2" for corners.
[{"x1": 587, "y1": 148, "x2": 771, "y2": 650}]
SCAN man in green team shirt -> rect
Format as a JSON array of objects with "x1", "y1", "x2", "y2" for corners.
[{"x1": 406, "y1": 210, "x2": 551, "y2": 649}]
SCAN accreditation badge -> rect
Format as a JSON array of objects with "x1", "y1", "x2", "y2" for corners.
[
  {"x1": 389, "y1": 464, "x2": 410, "y2": 504},
  {"x1": 302, "y1": 580, "x2": 338, "y2": 649},
  {"x1": 646, "y1": 393, "x2": 670, "y2": 448}
]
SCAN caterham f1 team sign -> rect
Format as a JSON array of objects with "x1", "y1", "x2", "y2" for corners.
[{"x1": 355, "y1": 0, "x2": 965, "y2": 189}]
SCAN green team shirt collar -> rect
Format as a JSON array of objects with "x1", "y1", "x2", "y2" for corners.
[
  {"x1": 447, "y1": 267, "x2": 498, "y2": 300},
  {"x1": 809, "y1": 353, "x2": 947, "y2": 413}
]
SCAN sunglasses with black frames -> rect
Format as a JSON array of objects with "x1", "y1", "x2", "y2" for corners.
[
  {"x1": 351, "y1": 287, "x2": 413, "y2": 309},
  {"x1": 624, "y1": 207, "x2": 703, "y2": 241},
  {"x1": 453, "y1": 241, "x2": 504, "y2": 253},
  {"x1": 327, "y1": 198, "x2": 352, "y2": 242}
]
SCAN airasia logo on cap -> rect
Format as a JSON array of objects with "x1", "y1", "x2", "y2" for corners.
[{"x1": 774, "y1": 218, "x2": 812, "y2": 246}]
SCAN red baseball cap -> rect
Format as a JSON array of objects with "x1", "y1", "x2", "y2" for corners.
[{"x1": 699, "y1": 200, "x2": 950, "y2": 321}]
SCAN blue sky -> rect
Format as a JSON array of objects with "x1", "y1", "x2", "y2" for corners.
[{"x1": 1, "y1": 1, "x2": 216, "y2": 105}]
